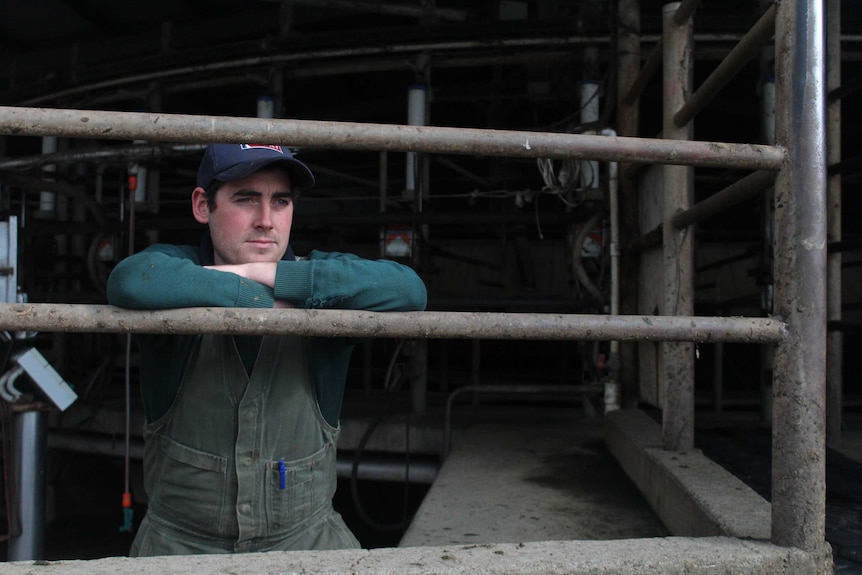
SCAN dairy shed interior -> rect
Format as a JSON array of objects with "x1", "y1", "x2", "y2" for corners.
[{"x1": 0, "y1": 1, "x2": 858, "y2": 574}]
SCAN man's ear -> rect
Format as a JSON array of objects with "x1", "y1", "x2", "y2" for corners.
[{"x1": 191, "y1": 187, "x2": 210, "y2": 224}]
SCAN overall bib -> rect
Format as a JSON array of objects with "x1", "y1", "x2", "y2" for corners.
[{"x1": 130, "y1": 334, "x2": 360, "y2": 556}]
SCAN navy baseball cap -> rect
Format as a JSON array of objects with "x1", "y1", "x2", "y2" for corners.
[{"x1": 196, "y1": 143, "x2": 315, "y2": 191}]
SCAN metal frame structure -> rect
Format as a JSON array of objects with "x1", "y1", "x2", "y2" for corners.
[{"x1": 0, "y1": 0, "x2": 832, "y2": 565}]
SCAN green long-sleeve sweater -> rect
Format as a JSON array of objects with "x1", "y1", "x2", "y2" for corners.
[{"x1": 106, "y1": 240, "x2": 427, "y2": 425}]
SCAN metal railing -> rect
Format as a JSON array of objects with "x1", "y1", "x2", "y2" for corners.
[{"x1": 0, "y1": 0, "x2": 829, "y2": 556}]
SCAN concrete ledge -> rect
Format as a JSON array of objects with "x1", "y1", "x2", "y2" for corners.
[
  {"x1": 3, "y1": 537, "x2": 833, "y2": 575},
  {"x1": 605, "y1": 409, "x2": 771, "y2": 540}
]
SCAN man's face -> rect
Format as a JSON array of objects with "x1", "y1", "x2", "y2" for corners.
[{"x1": 192, "y1": 168, "x2": 294, "y2": 265}]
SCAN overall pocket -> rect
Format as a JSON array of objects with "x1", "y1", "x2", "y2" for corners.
[
  {"x1": 265, "y1": 443, "x2": 333, "y2": 534},
  {"x1": 150, "y1": 434, "x2": 229, "y2": 533}
]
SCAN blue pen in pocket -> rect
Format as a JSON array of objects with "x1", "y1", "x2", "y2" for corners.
[{"x1": 278, "y1": 458, "x2": 286, "y2": 490}]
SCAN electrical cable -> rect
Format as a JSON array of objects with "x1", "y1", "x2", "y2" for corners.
[
  {"x1": 119, "y1": 179, "x2": 135, "y2": 533},
  {"x1": 119, "y1": 333, "x2": 133, "y2": 533},
  {"x1": 572, "y1": 208, "x2": 605, "y2": 302},
  {"x1": 349, "y1": 340, "x2": 415, "y2": 532}
]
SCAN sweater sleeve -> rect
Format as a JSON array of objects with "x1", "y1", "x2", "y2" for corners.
[
  {"x1": 272, "y1": 250, "x2": 427, "y2": 312},
  {"x1": 106, "y1": 243, "x2": 276, "y2": 309}
]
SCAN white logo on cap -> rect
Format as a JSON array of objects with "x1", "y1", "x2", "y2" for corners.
[{"x1": 240, "y1": 144, "x2": 284, "y2": 153}]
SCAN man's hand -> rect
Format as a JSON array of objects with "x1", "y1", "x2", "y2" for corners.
[
  {"x1": 205, "y1": 262, "x2": 295, "y2": 308},
  {"x1": 205, "y1": 262, "x2": 277, "y2": 287}
]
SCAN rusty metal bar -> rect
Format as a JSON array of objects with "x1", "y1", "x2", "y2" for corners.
[
  {"x1": 623, "y1": 37, "x2": 662, "y2": 106},
  {"x1": 616, "y1": 0, "x2": 642, "y2": 408},
  {"x1": 621, "y1": 0, "x2": 699, "y2": 108},
  {"x1": 0, "y1": 303, "x2": 785, "y2": 343},
  {"x1": 674, "y1": 4, "x2": 776, "y2": 128},
  {"x1": 771, "y1": 0, "x2": 827, "y2": 552},
  {"x1": 827, "y1": 70, "x2": 862, "y2": 103},
  {"x1": 671, "y1": 170, "x2": 775, "y2": 230},
  {"x1": 672, "y1": 0, "x2": 701, "y2": 26},
  {"x1": 661, "y1": 2, "x2": 695, "y2": 453},
  {"x1": 826, "y1": 0, "x2": 843, "y2": 449},
  {"x1": 0, "y1": 106, "x2": 785, "y2": 170}
]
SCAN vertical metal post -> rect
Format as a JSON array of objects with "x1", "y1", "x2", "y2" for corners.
[
  {"x1": 713, "y1": 341, "x2": 723, "y2": 412},
  {"x1": 580, "y1": 46, "x2": 600, "y2": 190},
  {"x1": 661, "y1": 2, "x2": 695, "y2": 451},
  {"x1": 410, "y1": 340, "x2": 428, "y2": 415},
  {"x1": 825, "y1": 0, "x2": 842, "y2": 449},
  {"x1": 405, "y1": 84, "x2": 427, "y2": 199},
  {"x1": 616, "y1": 0, "x2": 641, "y2": 407},
  {"x1": 1, "y1": 216, "x2": 47, "y2": 561},
  {"x1": 760, "y1": 61, "x2": 776, "y2": 428},
  {"x1": 772, "y1": 0, "x2": 827, "y2": 551},
  {"x1": 7, "y1": 409, "x2": 47, "y2": 561},
  {"x1": 39, "y1": 137, "x2": 57, "y2": 215}
]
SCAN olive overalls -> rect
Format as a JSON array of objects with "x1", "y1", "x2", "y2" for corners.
[{"x1": 130, "y1": 333, "x2": 360, "y2": 556}]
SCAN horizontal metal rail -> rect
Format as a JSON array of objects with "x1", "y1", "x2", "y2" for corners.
[
  {"x1": 672, "y1": 169, "x2": 775, "y2": 229},
  {"x1": 623, "y1": 37, "x2": 663, "y2": 106},
  {"x1": 0, "y1": 303, "x2": 785, "y2": 343},
  {"x1": 0, "y1": 106, "x2": 785, "y2": 170},
  {"x1": 674, "y1": 4, "x2": 776, "y2": 128},
  {"x1": 672, "y1": 0, "x2": 702, "y2": 26}
]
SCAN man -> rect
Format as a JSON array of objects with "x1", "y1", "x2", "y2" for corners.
[{"x1": 107, "y1": 143, "x2": 427, "y2": 556}]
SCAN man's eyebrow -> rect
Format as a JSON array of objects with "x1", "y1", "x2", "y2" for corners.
[{"x1": 231, "y1": 189, "x2": 294, "y2": 197}]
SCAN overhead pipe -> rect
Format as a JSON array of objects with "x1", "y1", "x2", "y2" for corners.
[
  {"x1": 0, "y1": 106, "x2": 786, "y2": 170},
  {"x1": 19, "y1": 35, "x2": 615, "y2": 107},
  {"x1": 0, "y1": 142, "x2": 205, "y2": 170},
  {"x1": 275, "y1": 0, "x2": 468, "y2": 22},
  {"x1": 46, "y1": 432, "x2": 438, "y2": 484}
]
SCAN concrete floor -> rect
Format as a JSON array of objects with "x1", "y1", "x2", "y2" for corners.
[{"x1": 400, "y1": 413, "x2": 666, "y2": 546}]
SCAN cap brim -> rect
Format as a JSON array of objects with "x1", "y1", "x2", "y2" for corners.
[{"x1": 215, "y1": 157, "x2": 315, "y2": 189}]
